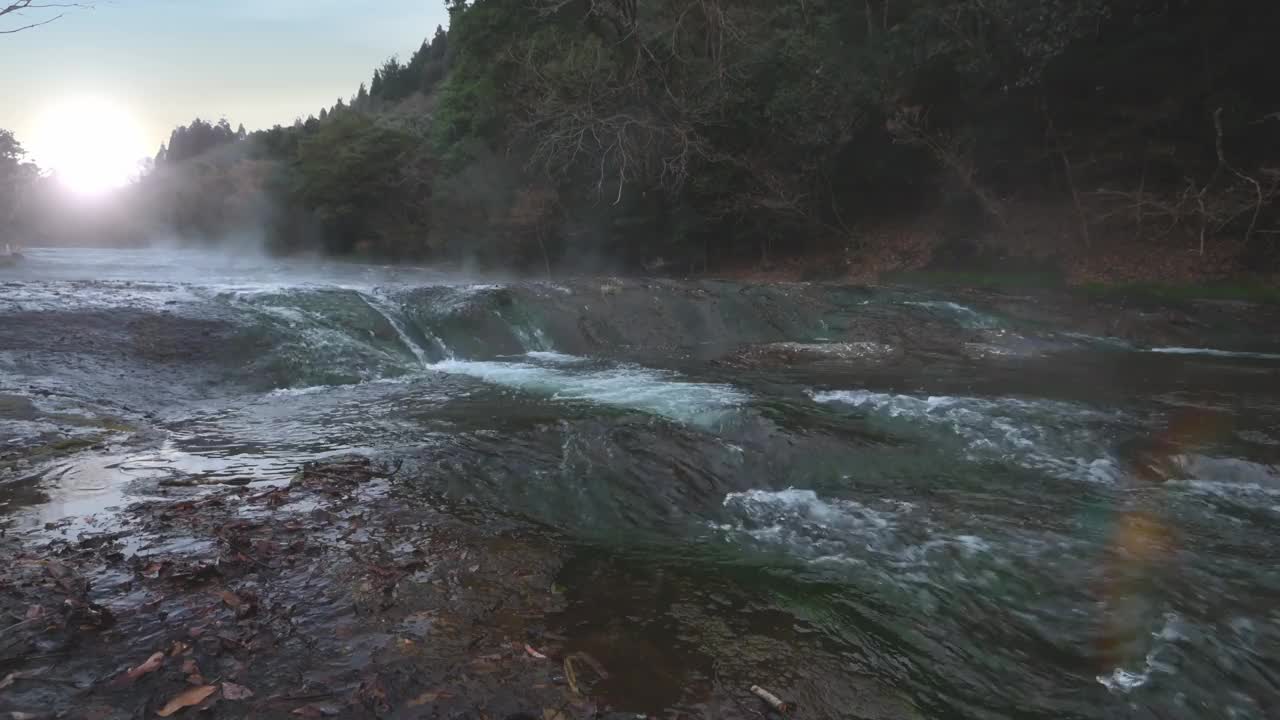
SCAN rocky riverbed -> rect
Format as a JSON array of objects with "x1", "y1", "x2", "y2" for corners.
[{"x1": 3, "y1": 248, "x2": 1279, "y2": 719}]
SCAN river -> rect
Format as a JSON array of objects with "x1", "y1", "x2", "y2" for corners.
[{"x1": 2, "y1": 247, "x2": 1278, "y2": 719}]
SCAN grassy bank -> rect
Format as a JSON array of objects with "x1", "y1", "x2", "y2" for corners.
[
  {"x1": 881, "y1": 269, "x2": 1280, "y2": 304},
  {"x1": 1074, "y1": 281, "x2": 1280, "y2": 305}
]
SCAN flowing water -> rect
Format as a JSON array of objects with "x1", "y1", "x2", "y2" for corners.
[{"x1": 3, "y1": 248, "x2": 1279, "y2": 719}]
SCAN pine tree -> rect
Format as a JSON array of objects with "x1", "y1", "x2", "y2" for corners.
[
  {"x1": 1, "y1": 128, "x2": 26, "y2": 166},
  {"x1": 430, "y1": 25, "x2": 447, "y2": 60}
]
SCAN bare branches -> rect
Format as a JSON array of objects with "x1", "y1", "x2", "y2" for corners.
[
  {"x1": 887, "y1": 105, "x2": 1007, "y2": 225},
  {"x1": 1, "y1": 1, "x2": 89, "y2": 34},
  {"x1": 1211, "y1": 108, "x2": 1265, "y2": 245},
  {"x1": 510, "y1": 2, "x2": 742, "y2": 203},
  {"x1": 507, "y1": 0, "x2": 863, "y2": 244},
  {"x1": 1084, "y1": 173, "x2": 1280, "y2": 251}
]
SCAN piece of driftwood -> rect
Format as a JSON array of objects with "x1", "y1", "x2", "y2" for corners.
[{"x1": 750, "y1": 684, "x2": 793, "y2": 715}]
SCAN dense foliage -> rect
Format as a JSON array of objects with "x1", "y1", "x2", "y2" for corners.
[
  {"x1": 1, "y1": 129, "x2": 38, "y2": 245},
  {"x1": 10, "y1": 1, "x2": 1280, "y2": 279}
]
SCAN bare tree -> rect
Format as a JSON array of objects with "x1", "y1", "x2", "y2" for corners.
[
  {"x1": 1082, "y1": 109, "x2": 1280, "y2": 257},
  {"x1": 1, "y1": 1, "x2": 88, "y2": 34},
  {"x1": 887, "y1": 105, "x2": 1007, "y2": 226}
]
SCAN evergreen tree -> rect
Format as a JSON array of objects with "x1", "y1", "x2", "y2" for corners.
[
  {"x1": 430, "y1": 25, "x2": 447, "y2": 60},
  {"x1": 0, "y1": 128, "x2": 38, "y2": 236}
]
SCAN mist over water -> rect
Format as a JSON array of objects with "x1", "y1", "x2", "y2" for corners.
[{"x1": 3, "y1": 248, "x2": 1279, "y2": 719}]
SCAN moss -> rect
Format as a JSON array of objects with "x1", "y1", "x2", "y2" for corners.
[
  {"x1": 0, "y1": 434, "x2": 101, "y2": 475},
  {"x1": 0, "y1": 415, "x2": 134, "y2": 474},
  {"x1": 882, "y1": 269, "x2": 1068, "y2": 290},
  {"x1": 42, "y1": 436, "x2": 102, "y2": 454},
  {"x1": 0, "y1": 395, "x2": 38, "y2": 420},
  {"x1": 881, "y1": 271, "x2": 1280, "y2": 304},
  {"x1": 1075, "y1": 282, "x2": 1280, "y2": 305}
]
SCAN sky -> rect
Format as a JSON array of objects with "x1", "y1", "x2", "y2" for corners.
[{"x1": 0, "y1": 0, "x2": 449, "y2": 169}]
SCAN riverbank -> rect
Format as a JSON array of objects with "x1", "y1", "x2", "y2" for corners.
[
  {"x1": 0, "y1": 458, "x2": 570, "y2": 719},
  {"x1": 705, "y1": 212, "x2": 1280, "y2": 298},
  {"x1": 8, "y1": 457, "x2": 877, "y2": 720}
]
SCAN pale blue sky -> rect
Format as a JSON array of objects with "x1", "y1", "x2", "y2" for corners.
[{"x1": 0, "y1": 0, "x2": 449, "y2": 166}]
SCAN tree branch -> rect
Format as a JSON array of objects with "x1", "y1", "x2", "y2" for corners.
[{"x1": 1, "y1": 1, "x2": 89, "y2": 34}]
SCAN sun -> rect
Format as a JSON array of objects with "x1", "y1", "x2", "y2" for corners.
[{"x1": 32, "y1": 96, "x2": 150, "y2": 197}]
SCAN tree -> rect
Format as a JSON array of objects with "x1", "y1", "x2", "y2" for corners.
[
  {"x1": 2, "y1": 127, "x2": 26, "y2": 165},
  {"x1": 430, "y1": 25, "x2": 447, "y2": 60},
  {"x1": 1, "y1": 128, "x2": 38, "y2": 240},
  {"x1": 292, "y1": 113, "x2": 433, "y2": 256},
  {"x1": 1, "y1": 1, "x2": 89, "y2": 34},
  {"x1": 160, "y1": 118, "x2": 243, "y2": 164}
]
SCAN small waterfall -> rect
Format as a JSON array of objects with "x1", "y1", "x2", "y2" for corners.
[
  {"x1": 497, "y1": 309, "x2": 553, "y2": 352},
  {"x1": 359, "y1": 293, "x2": 434, "y2": 369},
  {"x1": 512, "y1": 322, "x2": 553, "y2": 352}
]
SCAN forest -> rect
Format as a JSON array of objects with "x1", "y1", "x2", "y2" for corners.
[{"x1": 8, "y1": 0, "x2": 1280, "y2": 281}]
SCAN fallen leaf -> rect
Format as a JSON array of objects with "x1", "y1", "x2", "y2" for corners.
[
  {"x1": 156, "y1": 684, "x2": 217, "y2": 717},
  {"x1": 221, "y1": 682, "x2": 253, "y2": 700},
  {"x1": 409, "y1": 686, "x2": 440, "y2": 702},
  {"x1": 113, "y1": 651, "x2": 164, "y2": 686},
  {"x1": 544, "y1": 708, "x2": 570, "y2": 720},
  {"x1": 564, "y1": 657, "x2": 579, "y2": 696},
  {"x1": 180, "y1": 659, "x2": 200, "y2": 676},
  {"x1": 78, "y1": 705, "x2": 117, "y2": 720},
  {"x1": 407, "y1": 690, "x2": 450, "y2": 707},
  {"x1": 44, "y1": 560, "x2": 70, "y2": 580},
  {"x1": 291, "y1": 704, "x2": 340, "y2": 717},
  {"x1": 168, "y1": 641, "x2": 189, "y2": 657},
  {"x1": 357, "y1": 675, "x2": 390, "y2": 713},
  {"x1": 217, "y1": 590, "x2": 242, "y2": 609},
  {"x1": 525, "y1": 644, "x2": 548, "y2": 659},
  {"x1": 569, "y1": 651, "x2": 610, "y2": 679}
]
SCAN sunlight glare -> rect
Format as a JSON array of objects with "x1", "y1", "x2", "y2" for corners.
[{"x1": 32, "y1": 96, "x2": 150, "y2": 196}]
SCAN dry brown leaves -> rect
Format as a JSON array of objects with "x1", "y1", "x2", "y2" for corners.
[
  {"x1": 111, "y1": 651, "x2": 164, "y2": 687},
  {"x1": 156, "y1": 684, "x2": 217, "y2": 717}
]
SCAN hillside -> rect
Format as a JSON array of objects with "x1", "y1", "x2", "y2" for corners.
[{"x1": 27, "y1": 1, "x2": 1280, "y2": 282}]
